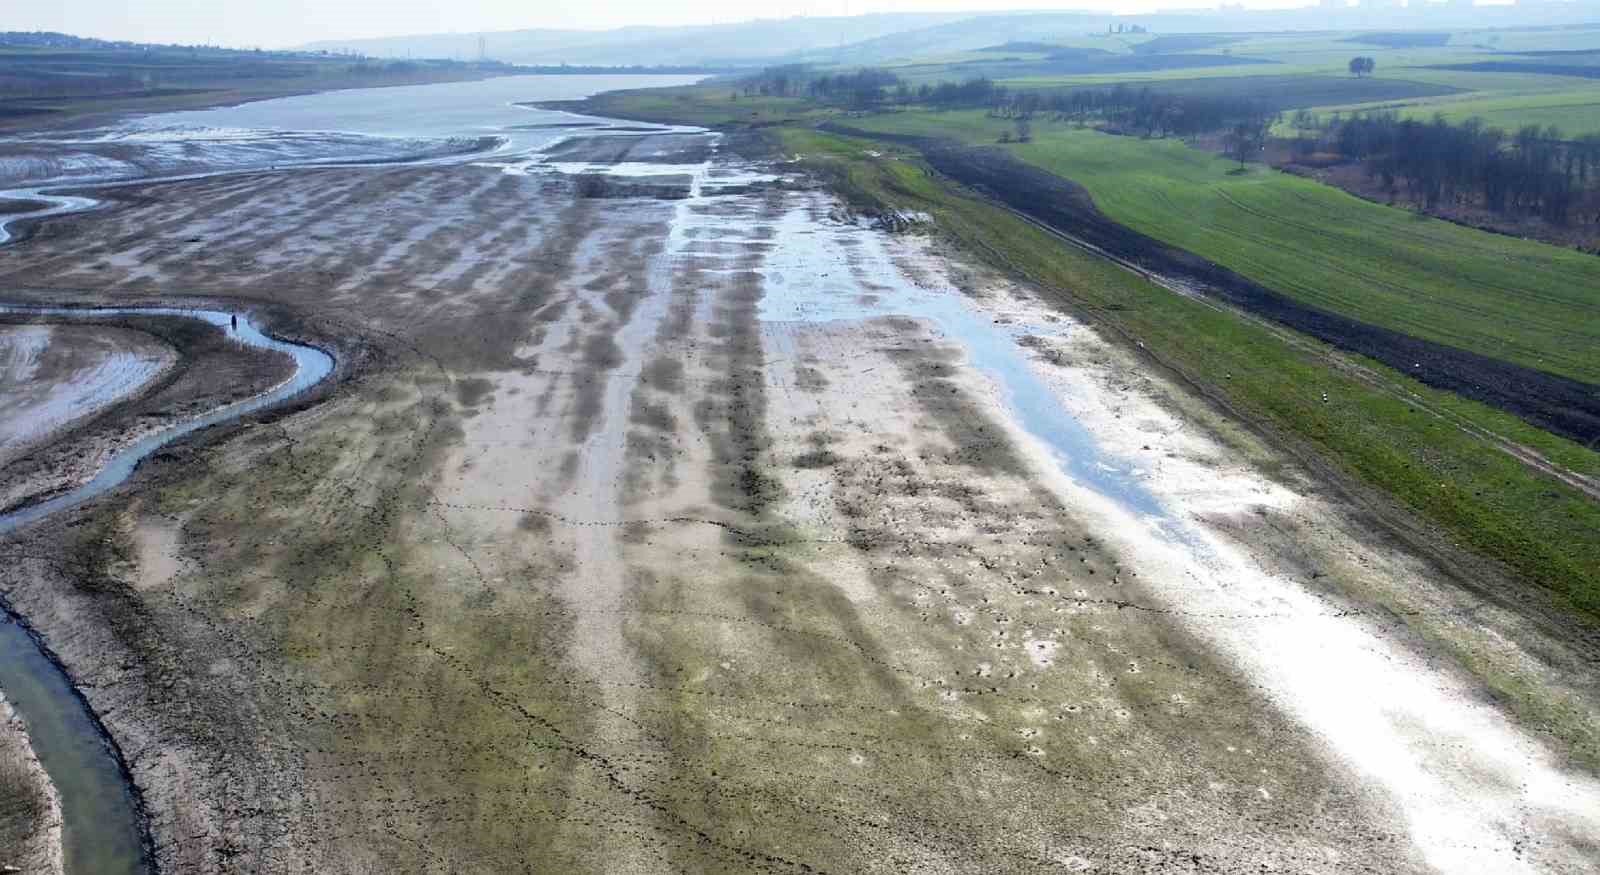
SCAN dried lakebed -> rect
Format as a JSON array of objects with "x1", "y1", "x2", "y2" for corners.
[
  {"x1": 0, "y1": 74, "x2": 704, "y2": 875},
  {"x1": 0, "y1": 76, "x2": 1595, "y2": 873},
  {"x1": 0, "y1": 121, "x2": 377, "y2": 875},
  {"x1": 0, "y1": 306, "x2": 333, "y2": 875}
]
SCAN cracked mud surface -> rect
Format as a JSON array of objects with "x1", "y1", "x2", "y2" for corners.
[
  {"x1": 0, "y1": 690, "x2": 61, "y2": 874},
  {"x1": 0, "y1": 134, "x2": 1596, "y2": 873}
]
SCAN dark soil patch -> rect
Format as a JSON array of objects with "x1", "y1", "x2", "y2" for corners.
[
  {"x1": 1131, "y1": 35, "x2": 1245, "y2": 54},
  {"x1": 793, "y1": 449, "x2": 840, "y2": 469},
  {"x1": 0, "y1": 198, "x2": 50, "y2": 216},
  {"x1": 541, "y1": 134, "x2": 715, "y2": 166},
  {"x1": 795, "y1": 365, "x2": 829, "y2": 392},
  {"x1": 573, "y1": 173, "x2": 691, "y2": 200},
  {"x1": 1346, "y1": 32, "x2": 1451, "y2": 48},
  {"x1": 823, "y1": 124, "x2": 1600, "y2": 446},
  {"x1": 1430, "y1": 61, "x2": 1600, "y2": 78},
  {"x1": 886, "y1": 345, "x2": 1027, "y2": 475},
  {"x1": 454, "y1": 377, "x2": 494, "y2": 408},
  {"x1": 630, "y1": 400, "x2": 676, "y2": 432},
  {"x1": 643, "y1": 356, "x2": 685, "y2": 394}
]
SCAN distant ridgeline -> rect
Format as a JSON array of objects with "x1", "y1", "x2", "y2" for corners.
[
  {"x1": 0, "y1": 31, "x2": 522, "y2": 106},
  {"x1": 0, "y1": 30, "x2": 410, "y2": 58}
]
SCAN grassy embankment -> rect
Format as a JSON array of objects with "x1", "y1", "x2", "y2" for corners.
[
  {"x1": 585, "y1": 85, "x2": 1600, "y2": 763},
  {"x1": 938, "y1": 26, "x2": 1600, "y2": 136},
  {"x1": 787, "y1": 120, "x2": 1600, "y2": 603},
  {"x1": 845, "y1": 111, "x2": 1600, "y2": 385},
  {"x1": 802, "y1": 126, "x2": 1600, "y2": 763}
]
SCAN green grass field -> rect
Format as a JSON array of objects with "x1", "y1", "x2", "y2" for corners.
[
  {"x1": 584, "y1": 82, "x2": 1600, "y2": 594},
  {"x1": 944, "y1": 26, "x2": 1600, "y2": 136},
  {"x1": 1389, "y1": 86, "x2": 1600, "y2": 133},
  {"x1": 773, "y1": 127, "x2": 1600, "y2": 761},
  {"x1": 842, "y1": 111, "x2": 1600, "y2": 384}
]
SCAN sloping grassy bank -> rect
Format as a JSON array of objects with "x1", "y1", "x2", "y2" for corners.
[
  {"x1": 775, "y1": 127, "x2": 1600, "y2": 627},
  {"x1": 779, "y1": 127, "x2": 1600, "y2": 768},
  {"x1": 569, "y1": 82, "x2": 1600, "y2": 760},
  {"x1": 841, "y1": 111, "x2": 1600, "y2": 386}
]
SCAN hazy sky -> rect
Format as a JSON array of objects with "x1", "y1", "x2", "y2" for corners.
[{"x1": 18, "y1": 1, "x2": 1288, "y2": 48}]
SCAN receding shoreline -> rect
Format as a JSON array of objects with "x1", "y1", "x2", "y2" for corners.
[{"x1": 0, "y1": 87, "x2": 1594, "y2": 872}]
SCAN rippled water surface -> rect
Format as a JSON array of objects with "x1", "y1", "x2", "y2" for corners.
[{"x1": 129, "y1": 74, "x2": 706, "y2": 155}]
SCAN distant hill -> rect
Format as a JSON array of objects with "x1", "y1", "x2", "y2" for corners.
[
  {"x1": 786, "y1": 13, "x2": 1112, "y2": 65},
  {"x1": 298, "y1": 14, "x2": 972, "y2": 67},
  {"x1": 298, "y1": 4, "x2": 1600, "y2": 70}
]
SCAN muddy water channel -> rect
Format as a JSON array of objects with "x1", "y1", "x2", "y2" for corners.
[
  {"x1": 0, "y1": 308, "x2": 331, "y2": 874},
  {"x1": 0, "y1": 73, "x2": 703, "y2": 875},
  {"x1": 758, "y1": 205, "x2": 1172, "y2": 524},
  {"x1": 0, "y1": 308, "x2": 333, "y2": 534},
  {"x1": 3, "y1": 72, "x2": 1597, "y2": 873}
]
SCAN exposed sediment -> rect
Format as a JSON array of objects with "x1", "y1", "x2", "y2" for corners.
[
  {"x1": 0, "y1": 129, "x2": 1594, "y2": 874},
  {"x1": 819, "y1": 124, "x2": 1600, "y2": 447},
  {"x1": 0, "y1": 690, "x2": 62, "y2": 875}
]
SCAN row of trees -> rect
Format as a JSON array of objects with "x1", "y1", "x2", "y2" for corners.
[
  {"x1": 741, "y1": 66, "x2": 1280, "y2": 141},
  {"x1": 1000, "y1": 84, "x2": 1279, "y2": 140},
  {"x1": 740, "y1": 65, "x2": 1597, "y2": 224},
  {"x1": 739, "y1": 66, "x2": 1004, "y2": 110},
  {"x1": 1323, "y1": 112, "x2": 1600, "y2": 223}
]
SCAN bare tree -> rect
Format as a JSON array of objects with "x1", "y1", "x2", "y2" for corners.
[{"x1": 1224, "y1": 114, "x2": 1275, "y2": 169}]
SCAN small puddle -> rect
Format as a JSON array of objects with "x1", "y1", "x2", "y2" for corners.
[{"x1": 756, "y1": 202, "x2": 1171, "y2": 525}]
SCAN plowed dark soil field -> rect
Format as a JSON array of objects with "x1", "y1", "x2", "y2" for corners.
[{"x1": 824, "y1": 124, "x2": 1600, "y2": 446}]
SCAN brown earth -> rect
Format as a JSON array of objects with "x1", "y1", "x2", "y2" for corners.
[
  {"x1": 0, "y1": 198, "x2": 52, "y2": 216},
  {"x1": 0, "y1": 692, "x2": 61, "y2": 875},
  {"x1": 0, "y1": 137, "x2": 1594, "y2": 873},
  {"x1": 0, "y1": 313, "x2": 294, "y2": 514}
]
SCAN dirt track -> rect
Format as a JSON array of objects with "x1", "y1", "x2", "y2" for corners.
[{"x1": 0, "y1": 134, "x2": 1596, "y2": 873}]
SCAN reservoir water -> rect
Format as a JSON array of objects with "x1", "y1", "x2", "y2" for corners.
[{"x1": 0, "y1": 73, "x2": 697, "y2": 875}]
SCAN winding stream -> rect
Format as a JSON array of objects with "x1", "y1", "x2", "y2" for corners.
[
  {"x1": 0, "y1": 73, "x2": 700, "y2": 875},
  {"x1": 0, "y1": 304, "x2": 331, "y2": 874},
  {"x1": 0, "y1": 307, "x2": 334, "y2": 536},
  {"x1": 0, "y1": 207, "x2": 332, "y2": 874}
]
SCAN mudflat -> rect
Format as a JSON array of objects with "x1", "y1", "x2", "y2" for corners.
[{"x1": 0, "y1": 126, "x2": 1596, "y2": 874}]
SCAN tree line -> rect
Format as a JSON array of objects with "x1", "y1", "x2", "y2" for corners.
[
  {"x1": 739, "y1": 66, "x2": 1000, "y2": 109},
  {"x1": 739, "y1": 65, "x2": 1600, "y2": 225},
  {"x1": 740, "y1": 66, "x2": 1277, "y2": 140},
  {"x1": 1317, "y1": 112, "x2": 1600, "y2": 224}
]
